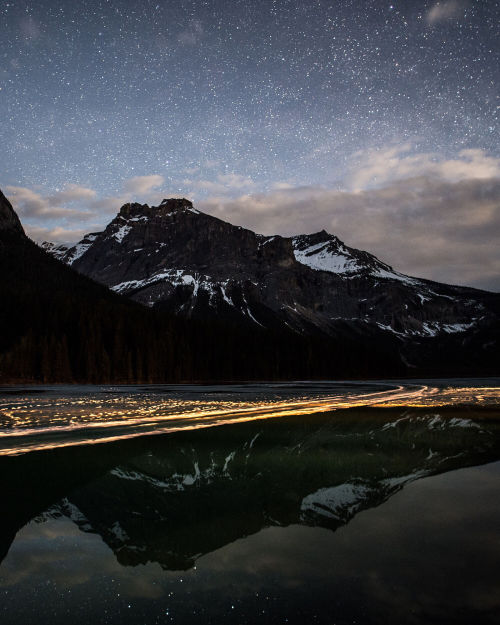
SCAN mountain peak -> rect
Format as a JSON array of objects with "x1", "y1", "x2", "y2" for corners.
[
  {"x1": 159, "y1": 198, "x2": 193, "y2": 210},
  {"x1": 118, "y1": 202, "x2": 151, "y2": 218},
  {"x1": 0, "y1": 188, "x2": 25, "y2": 236},
  {"x1": 118, "y1": 198, "x2": 198, "y2": 220}
]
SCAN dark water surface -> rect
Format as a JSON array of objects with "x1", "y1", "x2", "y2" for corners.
[{"x1": 0, "y1": 380, "x2": 499, "y2": 623}]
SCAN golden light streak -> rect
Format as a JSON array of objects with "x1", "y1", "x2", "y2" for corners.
[{"x1": 0, "y1": 383, "x2": 498, "y2": 457}]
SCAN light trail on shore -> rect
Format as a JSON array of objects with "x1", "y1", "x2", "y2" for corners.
[{"x1": 0, "y1": 381, "x2": 498, "y2": 457}]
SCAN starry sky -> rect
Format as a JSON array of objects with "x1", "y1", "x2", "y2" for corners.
[{"x1": 1, "y1": 0, "x2": 499, "y2": 289}]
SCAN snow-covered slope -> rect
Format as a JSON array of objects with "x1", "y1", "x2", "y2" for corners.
[{"x1": 40, "y1": 241, "x2": 69, "y2": 261}]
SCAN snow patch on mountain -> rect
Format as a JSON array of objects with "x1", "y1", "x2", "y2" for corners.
[
  {"x1": 113, "y1": 224, "x2": 132, "y2": 243},
  {"x1": 300, "y1": 482, "x2": 372, "y2": 521},
  {"x1": 293, "y1": 240, "x2": 360, "y2": 274},
  {"x1": 40, "y1": 241, "x2": 69, "y2": 261},
  {"x1": 112, "y1": 269, "x2": 211, "y2": 295},
  {"x1": 373, "y1": 267, "x2": 421, "y2": 286},
  {"x1": 376, "y1": 318, "x2": 477, "y2": 337},
  {"x1": 111, "y1": 269, "x2": 263, "y2": 323},
  {"x1": 66, "y1": 234, "x2": 98, "y2": 265},
  {"x1": 291, "y1": 234, "x2": 426, "y2": 288}
]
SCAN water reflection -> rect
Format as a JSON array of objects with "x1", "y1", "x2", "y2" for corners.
[
  {"x1": 1, "y1": 408, "x2": 499, "y2": 571},
  {"x1": 1, "y1": 396, "x2": 500, "y2": 623}
]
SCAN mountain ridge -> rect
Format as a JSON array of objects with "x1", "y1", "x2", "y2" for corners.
[{"x1": 43, "y1": 197, "x2": 500, "y2": 344}]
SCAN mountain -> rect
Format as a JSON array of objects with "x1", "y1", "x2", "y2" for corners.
[
  {"x1": 2, "y1": 186, "x2": 498, "y2": 382},
  {"x1": 39, "y1": 240, "x2": 69, "y2": 260},
  {"x1": 3, "y1": 189, "x2": 289, "y2": 384},
  {"x1": 1, "y1": 189, "x2": 405, "y2": 383},
  {"x1": 45, "y1": 197, "x2": 500, "y2": 373},
  {"x1": 0, "y1": 189, "x2": 186, "y2": 383},
  {"x1": 0, "y1": 189, "x2": 24, "y2": 235}
]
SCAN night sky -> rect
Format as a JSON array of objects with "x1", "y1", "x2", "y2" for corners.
[{"x1": 1, "y1": 0, "x2": 499, "y2": 289}]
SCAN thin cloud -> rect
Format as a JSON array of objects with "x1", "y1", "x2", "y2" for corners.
[
  {"x1": 5, "y1": 186, "x2": 92, "y2": 220},
  {"x1": 93, "y1": 174, "x2": 170, "y2": 212},
  {"x1": 25, "y1": 225, "x2": 89, "y2": 244},
  {"x1": 47, "y1": 184, "x2": 96, "y2": 206},
  {"x1": 4, "y1": 175, "x2": 171, "y2": 238},
  {"x1": 90, "y1": 195, "x2": 131, "y2": 212},
  {"x1": 426, "y1": 1, "x2": 468, "y2": 25},
  {"x1": 183, "y1": 172, "x2": 256, "y2": 196},
  {"x1": 177, "y1": 19, "x2": 204, "y2": 45},
  {"x1": 123, "y1": 175, "x2": 165, "y2": 195},
  {"x1": 182, "y1": 166, "x2": 200, "y2": 175},
  {"x1": 19, "y1": 16, "x2": 41, "y2": 40},
  {"x1": 347, "y1": 146, "x2": 500, "y2": 190}
]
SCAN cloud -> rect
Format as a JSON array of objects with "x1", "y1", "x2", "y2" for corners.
[
  {"x1": 123, "y1": 175, "x2": 165, "y2": 195},
  {"x1": 199, "y1": 175, "x2": 500, "y2": 291},
  {"x1": 182, "y1": 166, "x2": 200, "y2": 175},
  {"x1": 89, "y1": 195, "x2": 131, "y2": 212},
  {"x1": 272, "y1": 182, "x2": 297, "y2": 190},
  {"x1": 348, "y1": 146, "x2": 500, "y2": 190},
  {"x1": 25, "y1": 225, "x2": 89, "y2": 244},
  {"x1": 4, "y1": 175, "x2": 170, "y2": 235},
  {"x1": 92, "y1": 175, "x2": 170, "y2": 213},
  {"x1": 47, "y1": 184, "x2": 96, "y2": 206},
  {"x1": 426, "y1": 1, "x2": 468, "y2": 24},
  {"x1": 183, "y1": 172, "x2": 256, "y2": 196},
  {"x1": 5, "y1": 186, "x2": 92, "y2": 220}
]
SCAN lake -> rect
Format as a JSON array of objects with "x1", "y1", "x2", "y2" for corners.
[{"x1": 0, "y1": 379, "x2": 499, "y2": 624}]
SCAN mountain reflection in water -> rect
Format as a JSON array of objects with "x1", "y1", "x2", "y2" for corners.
[
  {"x1": 0, "y1": 389, "x2": 500, "y2": 624},
  {"x1": 0, "y1": 380, "x2": 500, "y2": 625}
]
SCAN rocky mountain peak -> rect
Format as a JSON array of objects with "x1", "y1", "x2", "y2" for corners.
[
  {"x1": 0, "y1": 188, "x2": 25, "y2": 236},
  {"x1": 118, "y1": 198, "x2": 196, "y2": 221},
  {"x1": 118, "y1": 202, "x2": 151, "y2": 219},
  {"x1": 159, "y1": 198, "x2": 194, "y2": 211},
  {"x1": 313, "y1": 228, "x2": 330, "y2": 239},
  {"x1": 295, "y1": 229, "x2": 339, "y2": 246}
]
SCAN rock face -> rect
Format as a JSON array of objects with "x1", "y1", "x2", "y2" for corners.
[
  {"x1": 0, "y1": 190, "x2": 24, "y2": 236},
  {"x1": 48, "y1": 198, "x2": 499, "y2": 344}
]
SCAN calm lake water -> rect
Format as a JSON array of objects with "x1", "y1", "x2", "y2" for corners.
[{"x1": 0, "y1": 379, "x2": 499, "y2": 624}]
